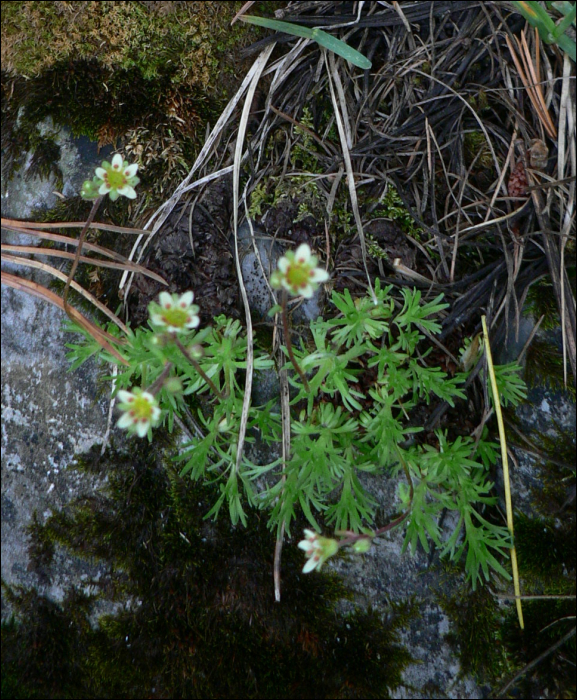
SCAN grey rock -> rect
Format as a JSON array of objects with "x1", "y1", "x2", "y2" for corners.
[{"x1": 1, "y1": 121, "x2": 112, "y2": 617}]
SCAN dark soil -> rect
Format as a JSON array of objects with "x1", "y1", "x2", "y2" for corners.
[{"x1": 128, "y1": 177, "x2": 240, "y2": 325}]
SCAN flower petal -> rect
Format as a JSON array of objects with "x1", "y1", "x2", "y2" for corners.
[
  {"x1": 185, "y1": 316, "x2": 200, "y2": 329},
  {"x1": 302, "y1": 557, "x2": 319, "y2": 573},
  {"x1": 98, "y1": 182, "x2": 112, "y2": 195},
  {"x1": 95, "y1": 167, "x2": 108, "y2": 180},
  {"x1": 278, "y1": 257, "x2": 290, "y2": 274},
  {"x1": 111, "y1": 153, "x2": 124, "y2": 170},
  {"x1": 294, "y1": 243, "x2": 312, "y2": 263},
  {"x1": 159, "y1": 292, "x2": 173, "y2": 308},
  {"x1": 150, "y1": 312, "x2": 165, "y2": 326},
  {"x1": 117, "y1": 185, "x2": 137, "y2": 199},
  {"x1": 123, "y1": 163, "x2": 139, "y2": 178},
  {"x1": 179, "y1": 291, "x2": 195, "y2": 306},
  {"x1": 135, "y1": 420, "x2": 150, "y2": 438},
  {"x1": 117, "y1": 390, "x2": 135, "y2": 403},
  {"x1": 117, "y1": 413, "x2": 134, "y2": 429},
  {"x1": 310, "y1": 268, "x2": 329, "y2": 283}
]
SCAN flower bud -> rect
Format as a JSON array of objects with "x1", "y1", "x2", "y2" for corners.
[
  {"x1": 352, "y1": 537, "x2": 373, "y2": 554},
  {"x1": 188, "y1": 344, "x2": 204, "y2": 360},
  {"x1": 218, "y1": 416, "x2": 233, "y2": 432},
  {"x1": 164, "y1": 377, "x2": 183, "y2": 394}
]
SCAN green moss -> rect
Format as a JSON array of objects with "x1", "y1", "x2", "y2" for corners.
[
  {"x1": 501, "y1": 598, "x2": 576, "y2": 699},
  {"x1": 468, "y1": 88, "x2": 489, "y2": 113},
  {"x1": 523, "y1": 421, "x2": 576, "y2": 516},
  {"x1": 368, "y1": 186, "x2": 423, "y2": 239},
  {"x1": 524, "y1": 335, "x2": 576, "y2": 399},
  {"x1": 1, "y1": 2, "x2": 255, "y2": 91},
  {"x1": 440, "y1": 577, "x2": 510, "y2": 683},
  {"x1": 442, "y1": 585, "x2": 576, "y2": 698},
  {"x1": 25, "y1": 511, "x2": 55, "y2": 581},
  {"x1": 4, "y1": 436, "x2": 414, "y2": 698},
  {"x1": 515, "y1": 513, "x2": 576, "y2": 582},
  {"x1": 25, "y1": 133, "x2": 62, "y2": 186},
  {"x1": 524, "y1": 278, "x2": 563, "y2": 331},
  {"x1": 439, "y1": 431, "x2": 576, "y2": 696},
  {"x1": 1, "y1": 586, "x2": 95, "y2": 700},
  {"x1": 1, "y1": 2, "x2": 261, "y2": 210},
  {"x1": 524, "y1": 334, "x2": 564, "y2": 387},
  {"x1": 463, "y1": 131, "x2": 494, "y2": 170}
]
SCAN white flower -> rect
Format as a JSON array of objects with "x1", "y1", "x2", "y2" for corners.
[
  {"x1": 148, "y1": 291, "x2": 200, "y2": 334},
  {"x1": 116, "y1": 388, "x2": 161, "y2": 438},
  {"x1": 270, "y1": 244, "x2": 329, "y2": 299},
  {"x1": 297, "y1": 529, "x2": 339, "y2": 573},
  {"x1": 91, "y1": 153, "x2": 140, "y2": 201}
]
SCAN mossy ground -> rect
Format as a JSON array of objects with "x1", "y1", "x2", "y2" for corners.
[
  {"x1": 2, "y1": 434, "x2": 414, "y2": 699},
  {"x1": 439, "y1": 421, "x2": 576, "y2": 698},
  {"x1": 1, "y1": 1, "x2": 256, "y2": 90},
  {"x1": 0, "y1": 1, "x2": 268, "y2": 323},
  {"x1": 1, "y1": 1, "x2": 264, "y2": 210}
]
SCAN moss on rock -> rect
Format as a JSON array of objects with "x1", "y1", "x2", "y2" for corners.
[{"x1": 2, "y1": 434, "x2": 414, "y2": 698}]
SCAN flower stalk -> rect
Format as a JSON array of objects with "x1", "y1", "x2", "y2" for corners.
[
  {"x1": 298, "y1": 450, "x2": 414, "y2": 572},
  {"x1": 172, "y1": 334, "x2": 225, "y2": 400},
  {"x1": 281, "y1": 290, "x2": 310, "y2": 393},
  {"x1": 270, "y1": 244, "x2": 329, "y2": 392},
  {"x1": 62, "y1": 195, "x2": 103, "y2": 320},
  {"x1": 64, "y1": 154, "x2": 140, "y2": 321}
]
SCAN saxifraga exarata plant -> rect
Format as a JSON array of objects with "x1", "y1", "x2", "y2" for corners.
[{"x1": 65, "y1": 235, "x2": 527, "y2": 591}]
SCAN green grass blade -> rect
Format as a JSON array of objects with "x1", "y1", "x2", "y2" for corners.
[
  {"x1": 551, "y1": 4, "x2": 576, "y2": 39},
  {"x1": 239, "y1": 15, "x2": 372, "y2": 69},
  {"x1": 511, "y1": 0, "x2": 576, "y2": 59},
  {"x1": 512, "y1": 1, "x2": 557, "y2": 32},
  {"x1": 310, "y1": 26, "x2": 372, "y2": 69},
  {"x1": 556, "y1": 32, "x2": 577, "y2": 60},
  {"x1": 549, "y1": 1, "x2": 577, "y2": 23},
  {"x1": 239, "y1": 15, "x2": 314, "y2": 39}
]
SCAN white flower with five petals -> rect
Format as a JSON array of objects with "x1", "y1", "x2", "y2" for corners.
[
  {"x1": 297, "y1": 529, "x2": 339, "y2": 573},
  {"x1": 93, "y1": 153, "x2": 140, "y2": 201},
  {"x1": 148, "y1": 291, "x2": 200, "y2": 334},
  {"x1": 116, "y1": 388, "x2": 161, "y2": 438},
  {"x1": 270, "y1": 244, "x2": 329, "y2": 299}
]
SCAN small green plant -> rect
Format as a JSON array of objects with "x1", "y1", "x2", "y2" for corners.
[
  {"x1": 511, "y1": 1, "x2": 576, "y2": 61},
  {"x1": 66, "y1": 240, "x2": 527, "y2": 589},
  {"x1": 371, "y1": 185, "x2": 423, "y2": 240}
]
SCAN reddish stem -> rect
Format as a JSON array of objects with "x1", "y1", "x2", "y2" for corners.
[
  {"x1": 172, "y1": 335, "x2": 225, "y2": 400},
  {"x1": 281, "y1": 290, "x2": 310, "y2": 392},
  {"x1": 63, "y1": 196, "x2": 103, "y2": 319}
]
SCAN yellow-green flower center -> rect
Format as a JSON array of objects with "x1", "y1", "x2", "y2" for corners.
[
  {"x1": 106, "y1": 169, "x2": 126, "y2": 190},
  {"x1": 132, "y1": 395, "x2": 154, "y2": 420},
  {"x1": 162, "y1": 308, "x2": 189, "y2": 328},
  {"x1": 287, "y1": 264, "x2": 310, "y2": 289}
]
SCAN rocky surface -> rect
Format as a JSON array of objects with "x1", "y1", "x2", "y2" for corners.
[{"x1": 1, "y1": 121, "x2": 112, "y2": 615}]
